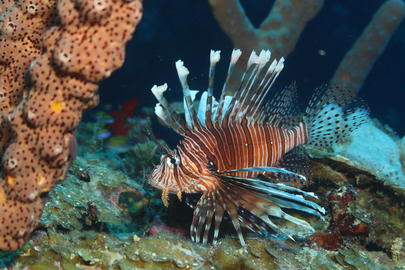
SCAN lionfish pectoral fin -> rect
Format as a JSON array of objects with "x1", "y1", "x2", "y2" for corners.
[
  {"x1": 189, "y1": 173, "x2": 324, "y2": 246},
  {"x1": 221, "y1": 175, "x2": 325, "y2": 216},
  {"x1": 190, "y1": 188, "x2": 246, "y2": 246},
  {"x1": 217, "y1": 166, "x2": 307, "y2": 181},
  {"x1": 191, "y1": 192, "x2": 220, "y2": 244},
  {"x1": 220, "y1": 174, "x2": 323, "y2": 237}
]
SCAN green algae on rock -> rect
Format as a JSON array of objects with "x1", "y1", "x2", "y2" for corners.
[{"x1": 8, "y1": 231, "x2": 400, "y2": 270}]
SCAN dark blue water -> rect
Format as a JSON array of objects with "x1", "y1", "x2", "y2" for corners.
[{"x1": 95, "y1": 0, "x2": 405, "y2": 136}]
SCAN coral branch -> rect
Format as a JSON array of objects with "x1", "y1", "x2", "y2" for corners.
[
  {"x1": 330, "y1": 0, "x2": 405, "y2": 94},
  {"x1": 209, "y1": 0, "x2": 324, "y2": 61},
  {"x1": 209, "y1": 0, "x2": 404, "y2": 98},
  {"x1": 208, "y1": 0, "x2": 259, "y2": 55}
]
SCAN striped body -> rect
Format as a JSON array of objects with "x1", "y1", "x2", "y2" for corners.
[
  {"x1": 185, "y1": 122, "x2": 308, "y2": 184},
  {"x1": 149, "y1": 122, "x2": 308, "y2": 194}
]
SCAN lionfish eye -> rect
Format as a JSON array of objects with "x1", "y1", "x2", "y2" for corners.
[
  {"x1": 166, "y1": 155, "x2": 180, "y2": 167},
  {"x1": 208, "y1": 160, "x2": 216, "y2": 171}
]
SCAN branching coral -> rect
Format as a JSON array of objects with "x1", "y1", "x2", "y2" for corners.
[
  {"x1": 330, "y1": 0, "x2": 405, "y2": 94},
  {"x1": 209, "y1": 0, "x2": 405, "y2": 93},
  {"x1": 0, "y1": 0, "x2": 142, "y2": 251},
  {"x1": 208, "y1": 0, "x2": 324, "y2": 62}
]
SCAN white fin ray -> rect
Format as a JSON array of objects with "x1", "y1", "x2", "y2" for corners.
[
  {"x1": 216, "y1": 49, "x2": 241, "y2": 124},
  {"x1": 197, "y1": 91, "x2": 219, "y2": 126},
  {"x1": 184, "y1": 90, "x2": 199, "y2": 127},
  {"x1": 151, "y1": 84, "x2": 185, "y2": 133},
  {"x1": 152, "y1": 49, "x2": 285, "y2": 130},
  {"x1": 176, "y1": 60, "x2": 198, "y2": 129},
  {"x1": 206, "y1": 50, "x2": 221, "y2": 124},
  {"x1": 197, "y1": 91, "x2": 208, "y2": 125},
  {"x1": 221, "y1": 96, "x2": 233, "y2": 122},
  {"x1": 267, "y1": 206, "x2": 315, "y2": 231},
  {"x1": 217, "y1": 166, "x2": 307, "y2": 181},
  {"x1": 154, "y1": 103, "x2": 171, "y2": 127}
]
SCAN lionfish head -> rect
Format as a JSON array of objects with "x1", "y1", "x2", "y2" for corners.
[
  {"x1": 148, "y1": 148, "x2": 187, "y2": 206},
  {"x1": 149, "y1": 149, "x2": 180, "y2": 189}
]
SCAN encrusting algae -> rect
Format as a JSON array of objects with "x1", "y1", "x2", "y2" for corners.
[{"x1": 148, "y1": 49, "x2": 369, "y2": 246}]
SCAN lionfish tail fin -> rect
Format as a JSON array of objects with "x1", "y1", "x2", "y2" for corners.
[
  {"x1": 304, "y1": 85, "x2": 369, "y2": 148},
  {"x1": 191, "y1": 174, "x2": 324, "y2": 246}
]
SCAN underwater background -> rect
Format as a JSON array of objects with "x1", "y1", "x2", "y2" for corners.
[
  {"x1": 98, "y1": 0, "x2": 405, "y2": 135},
  {"x1": 1, "y1": 0, "x2": 405, "y2": 269}
]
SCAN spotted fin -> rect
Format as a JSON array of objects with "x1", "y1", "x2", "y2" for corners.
[
  {"x1": 275, "y1": 146, "x2": 311, "y2": 182},
  {"x1": 304, "y1": 85, "x2": 369, "y2": 148}
]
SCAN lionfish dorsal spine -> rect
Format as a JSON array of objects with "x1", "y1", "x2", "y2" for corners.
[
  {"x1": 151, "y1": 84, "x2": 186, "y2": 134},
  {"x1": 175, "y1": 60, "x2": 200, "y2": 129},
  {"x1": 151, "y1": 49, "x2": 287, "y2": 131},
  {"x1": 205, "y1": 50, "x2": 221, "y2": 124},
  {"x1": 226, "y1": 51, "x2": 261, "y2": 123},
  {"x1": 239, "y1": 51, "x2": 274, "y2": 123},
  {"x1": 215, "y1": 49, "x2": 241, "y2": 125},
  {"x1": 246, "y1": 58, "x2": 285, "y2": 126}
]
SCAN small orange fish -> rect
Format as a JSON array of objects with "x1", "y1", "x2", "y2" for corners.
[{"x1": 148, "y1": 49, "x2": 368, "y2": 245}]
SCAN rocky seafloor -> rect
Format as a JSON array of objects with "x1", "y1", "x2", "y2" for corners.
[{"x1": 0, "y1": 113, "x2": 404, "y2": 270}]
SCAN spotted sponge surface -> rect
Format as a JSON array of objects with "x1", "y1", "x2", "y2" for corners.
[
  {"x1": 0, "y1": 183, "x2": 44, "y2": 251},
  {"x1": 0, "y1": 0, "x2": 142, "y2": 251}
]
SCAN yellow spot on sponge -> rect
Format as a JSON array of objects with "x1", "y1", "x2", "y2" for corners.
[
  {"x1": 50, "y1": 100, "x2": 64, "y2": 113},
  {"x1": 36, "y1": 176, "x2": 45, "y2": 185},
  {"x1": 41, "y1": 187, "x2": 51, "y2": 193},
  {"x1": 0, "y1": 188, "x2": 7, "y2": 203},
  {"x1": 7, "y1": 176, "x2": 16, "y2": 186}
]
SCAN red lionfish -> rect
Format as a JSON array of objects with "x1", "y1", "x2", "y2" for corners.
[{"x1": 148, "y1": 49, "x2": 368, "y2": 245}]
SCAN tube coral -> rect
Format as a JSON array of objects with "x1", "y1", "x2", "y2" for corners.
[{"x1": 330, "y1": 0, "x2": 405, "y2": 94}]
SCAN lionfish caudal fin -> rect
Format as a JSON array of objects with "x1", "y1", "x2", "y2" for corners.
[
  {"x1": 304, "y1": 85, "x2": 369, "y2": 148},
  {"x1": 190, "y1": 173, "x2": 325, "y2": 245}
]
